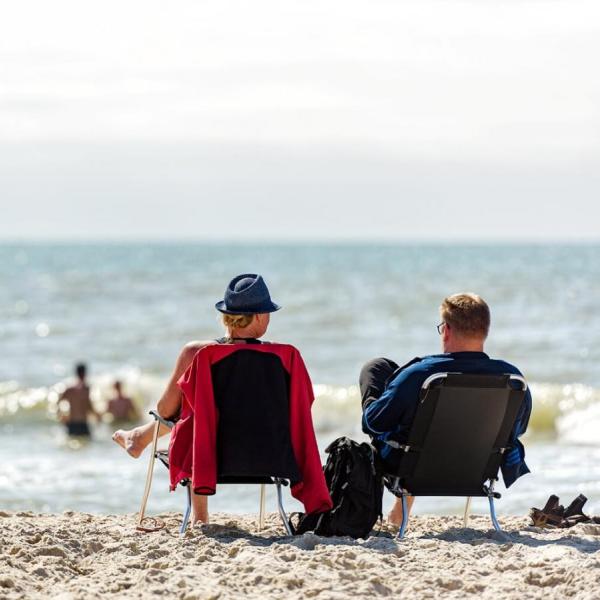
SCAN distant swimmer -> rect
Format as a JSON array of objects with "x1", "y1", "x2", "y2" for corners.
[
  {"x1": 106, "y1": 380, "x2": 138, "y2": 423},
  {"x1": 59, "y1": 363, "x2": 100, "y2": 437}
]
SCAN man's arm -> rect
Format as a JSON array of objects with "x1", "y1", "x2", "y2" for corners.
[
  {"x1": 58, "y1": 388, "x2": 71, "y2": 422},
  {"x1": 501, "y1": 384, "x2": 533, "y2": 486},
  {"x1": 362, "y1": 369, "x2": 423, "y2": 435},
  {"x1": 514, "y1": 387, "x2": 532, "y2": 438},
  {"x1": 86, "y1": 395, "x2": 102, "y2": 420},
  {"x1": 499, "y1": 363, "x2": 532, "y2": 441},
  {"x1": 492, "y1": 362, "x2": 532, "y2": 444}
]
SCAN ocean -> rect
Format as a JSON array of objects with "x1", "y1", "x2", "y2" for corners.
[{"x1": 1, "y1": 242, "x2": 600, "y2": 519}]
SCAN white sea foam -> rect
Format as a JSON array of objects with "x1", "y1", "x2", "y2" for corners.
[
  {"x1": 2, "y1": 373, "x2": 600, "y2": 441},
  {"x1": 2, "y1": 373, "x2": 600, "y2": 516},
  {"x1": 312, "y1": 381, "x2": 600, "y2": 439},
  {"x1": 0, "y1": 370, "x2": 164, "y2": 423}
]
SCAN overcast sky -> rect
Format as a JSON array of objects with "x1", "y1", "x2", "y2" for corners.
[{"x1": 1, "y1": 0, "x2": 599, "y2": 241}]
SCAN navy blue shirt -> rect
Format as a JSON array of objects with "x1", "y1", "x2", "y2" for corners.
[{"x1": 362, "y1": 352, "x2": 532, "y2": 487}]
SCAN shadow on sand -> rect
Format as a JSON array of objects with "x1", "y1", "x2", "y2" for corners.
[
  {"x1": 418, "y1": 525, "x2": 600, "y2": 554},
  {"x1": 175, "y1": 518, "x2": 600, "y2": 555}
]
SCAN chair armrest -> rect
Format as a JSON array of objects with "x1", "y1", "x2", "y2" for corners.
[
  {"x1": 508, "y1": 374, "x2": 528, "y2": 391},
  {"x1": 149, "y1": 410, "x2": 177, "y2": 429}
]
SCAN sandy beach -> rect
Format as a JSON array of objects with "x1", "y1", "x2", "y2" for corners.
[{"x1": 1, "y1": 511, "x2": 599, "y2": 600}]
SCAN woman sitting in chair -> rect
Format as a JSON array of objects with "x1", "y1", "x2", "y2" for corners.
[{"x1": 113, "y1": 273, "x2": 329, "y2": 526}]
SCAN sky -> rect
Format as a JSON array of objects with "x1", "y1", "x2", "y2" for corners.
[{"x1": 1, "y1": 0, "x2": 599, "y2": 241}]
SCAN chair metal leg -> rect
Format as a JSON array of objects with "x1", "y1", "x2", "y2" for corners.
[
  {"x1": 137, "y1": 420, "x2": 160, "y2": 526},
  {"x1": 275, "y1": 479, "x2": 293, "y2": 535},
  {"x1": 463, "y1": 497, "x2": 472, "y2": 528},
  {"x1": 180, "y1": 484, "x2": 192, "y2": 536},
  {"x1": 397, "y1": 494, "x2": 409, "y2": 539},
  {"x1": 387, "y1": 477, "x2": 410, "y2": 540},
  {"x1": 488, "y1": 495, "x2": 502, "y2": 532},
  {"x1": 258, "y1": 484, "x2": 266, "y2": 531}
]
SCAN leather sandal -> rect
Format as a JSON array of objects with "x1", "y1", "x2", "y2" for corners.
[
  {"x1": 530, "y1": 494, "x2": 600, "y2": 528},
  {"x1": 530, "y1": 494, "x2": 565, "y2": 528},
  {"x1": 560, "y1": 494, "x2": 592, "y2": 527}
]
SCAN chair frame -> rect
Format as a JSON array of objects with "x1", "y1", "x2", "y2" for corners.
[
  {"x1": 385, "y1": 372, "x2": 527, "y2": 539},
  {"x1": 137, "y1": 411, "x2": 293, "y2": 536}
]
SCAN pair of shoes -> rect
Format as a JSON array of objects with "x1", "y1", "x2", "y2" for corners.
[
  {"x1": 530, "y1": 494, "x2": 565, "y2": 528},
  {"x1": 530, "y1": 494, "x2": 599, "y2": 528}
]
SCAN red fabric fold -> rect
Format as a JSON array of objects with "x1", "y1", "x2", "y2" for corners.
[{"x1": 169, "y1": 343, "x2": 333, "y2": 514}]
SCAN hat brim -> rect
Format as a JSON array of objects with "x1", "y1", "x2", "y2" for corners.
[{"x1": 215, "y1": 301, "x2": 281, "y2": 315}]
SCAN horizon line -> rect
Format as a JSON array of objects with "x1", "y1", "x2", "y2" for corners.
[{"x1": 1, "y1": 236, "x2": 599, "y2": 246}]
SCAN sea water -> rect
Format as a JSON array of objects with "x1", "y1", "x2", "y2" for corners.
[{"x1": 1, "y1": 243, "x2": 599, "y2": 517}]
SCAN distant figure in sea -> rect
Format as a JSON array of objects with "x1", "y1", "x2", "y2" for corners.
[
  {"x1": 106, "y1": 380, "x2": 138, "y2": 423},
  {"x1": 360, "y1": 293, "x2": 533, "y2": 525},
  {"x1": 59, "y1": 363, "x2": 100, "y2": 437}
]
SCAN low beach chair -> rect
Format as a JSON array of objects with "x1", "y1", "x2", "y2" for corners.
[
  {"x1": 137, "y1": 410, "x2": 293, "y2": 536},
  {"x1": 384, "y1": 372, "x2": 528, "y2": 539},
  {"x1": 137, "y1": 350, "x2": 306, "y2": 536}
]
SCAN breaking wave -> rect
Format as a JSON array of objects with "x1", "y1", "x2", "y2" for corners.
[{"x1": 2, "y1": 374, "x2": 600, "y2": 444}]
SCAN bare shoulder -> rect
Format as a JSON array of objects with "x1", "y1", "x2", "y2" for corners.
[
  {"x1": 60, "y1": 385, "x2": 75, "y2": 399},
  {"x1": 177, "y1": 340, "x2": 215, "y2": 366}
]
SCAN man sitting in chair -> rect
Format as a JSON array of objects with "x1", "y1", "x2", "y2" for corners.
[{"x1": 360, "y1": 293, "x2": 532, "y2": 525}]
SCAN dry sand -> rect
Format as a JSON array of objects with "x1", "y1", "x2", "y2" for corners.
[{"x1": 1, "y1": 511, "x2": 599, "y2": 600}]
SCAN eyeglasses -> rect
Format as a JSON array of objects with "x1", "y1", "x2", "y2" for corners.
[{"x1": 436, "y1": 322, "x2": 446, "y2": 335}]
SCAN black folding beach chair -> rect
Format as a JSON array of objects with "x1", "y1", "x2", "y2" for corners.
[
  {"x1": 137, "y1": 412, "x2": 294, "y2": 536},
  {"x1": 137, "y1": 351, "x2": 301, "y2": 536},
  {"x1": 384, "y1": 372, "x2": 528, "y2": 539}
]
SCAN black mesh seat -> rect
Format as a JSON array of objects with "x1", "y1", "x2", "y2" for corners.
[
  {"x1": 212, "y1": 350, "x2": 301, "y2": 483},
  {"x1": 138, "y1": 350, "x2": 301, "y2": 535},
  {"x1": 385, "y1": 372, "x2": 528, "y2": 538}
]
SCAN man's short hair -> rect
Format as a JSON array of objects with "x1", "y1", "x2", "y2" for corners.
[
  {"x1": 75, "y1": 363, "x2": 87, "y2": 379},
  {"x1": 440, "y1": 293, "x2": 490, "y2": 339}
]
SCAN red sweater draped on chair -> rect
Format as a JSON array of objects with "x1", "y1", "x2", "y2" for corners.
[{"x1": 168, "y1": 343, "x2": 332, "y2": 515}]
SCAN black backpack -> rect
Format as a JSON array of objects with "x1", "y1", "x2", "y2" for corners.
[{"x1": 292, "y1": 437, "x2": 384, "y2": 539}]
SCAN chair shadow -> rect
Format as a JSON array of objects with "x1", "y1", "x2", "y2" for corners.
[
  {"x1": 174, "y1": 518, "x2": 600, "y2": 555},
  {"x1": 418, "y1": 526, "x2": 600, "y2": 554},
  {"x1": 183, "y1": 522, "x2": 403, "y2": 553},
  {"x1": 187, "y1": 523, "x2": 283, "y2": 546}
]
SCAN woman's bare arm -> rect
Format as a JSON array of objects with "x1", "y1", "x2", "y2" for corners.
[{"x1": 156, "y1": 340, "x2": 214, "y2": 419}]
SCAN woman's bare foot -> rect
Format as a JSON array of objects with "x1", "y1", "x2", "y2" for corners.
[
  {"x1": 112, "y1": 427, "x2": 148, "y2": 458},
  {"x1": 113, "y1": 420, "x2": 172, "y2": 458}
]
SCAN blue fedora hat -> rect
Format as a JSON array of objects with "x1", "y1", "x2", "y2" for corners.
[{"x1": 215, "y1": 274, "x2": 281, "y2": 315}]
